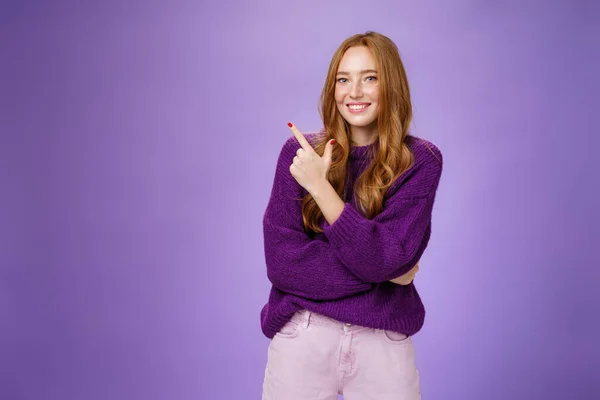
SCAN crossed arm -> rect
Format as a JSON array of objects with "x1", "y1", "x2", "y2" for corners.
[
  {"x1": 286, "y1": 125, "x2": 441, "y2": 284},
  {"x1": 309, "y1": 174, "x2": 420, "y2": 285},
  {"x1": 263, "y1": 135, "x2": 438, "y2": 300}
]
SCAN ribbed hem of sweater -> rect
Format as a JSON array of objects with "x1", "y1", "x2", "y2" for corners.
[{"x1": 260, "y1": 287, "x2": 426, "y2": 339}]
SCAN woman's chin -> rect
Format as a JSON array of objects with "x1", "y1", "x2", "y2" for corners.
[{"x1": 343, "y1": 116, "x2": 378, "y2": 129}]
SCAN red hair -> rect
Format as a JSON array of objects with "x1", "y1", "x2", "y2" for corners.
[{"x1": 303, "y1": 31, "x2": 415, "y2": 233}]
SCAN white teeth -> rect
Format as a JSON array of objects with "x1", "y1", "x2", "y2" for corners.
[{"x1": 349, "y1": 104, "x2": 368, "y2": 110}]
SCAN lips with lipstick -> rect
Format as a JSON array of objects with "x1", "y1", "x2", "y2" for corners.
[{"x1": 346, "y1": 102, "x2": 371, "y2": 113}]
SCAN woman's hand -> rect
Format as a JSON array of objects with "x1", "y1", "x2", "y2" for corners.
[
  {"x1": 287, "y1": 122, "x2": 335, "y2": 194},
  {"x1": 389, "y1": 262, "x2": 420, "y2": 285}
]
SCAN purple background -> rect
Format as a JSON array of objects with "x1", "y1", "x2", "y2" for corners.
[{"x1": 2, "y1": 1, "x2": 599, "y2": 399}]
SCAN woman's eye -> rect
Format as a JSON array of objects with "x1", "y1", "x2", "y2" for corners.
[
  {"x1": 366, "y1": 76, "x2": 377, "y2": 82},
  {"x1": 337, "y1": 78, "x2": 348, "y2": 83}
]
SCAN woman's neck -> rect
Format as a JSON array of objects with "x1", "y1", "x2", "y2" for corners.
[{"x1": 349, "y1": 125, "x2": 378, "y2": 146}]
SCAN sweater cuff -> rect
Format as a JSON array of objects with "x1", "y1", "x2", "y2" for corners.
[{"x1": 322, "y1": 202, "x2": 365, "y2": 249}]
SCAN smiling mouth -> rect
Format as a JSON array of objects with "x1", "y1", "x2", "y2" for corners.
[{"x1": 347, "y1": 104, "x2": 370, "y2": 113}]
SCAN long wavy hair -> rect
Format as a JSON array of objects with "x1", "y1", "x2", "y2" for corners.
[{"x1": 302, "y1": 31, "x2": 415, "y2": 233}]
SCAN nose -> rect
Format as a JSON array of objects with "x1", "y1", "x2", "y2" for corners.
[{"x1": 349, "y1": 81, "x2": 363, "y2": 98}]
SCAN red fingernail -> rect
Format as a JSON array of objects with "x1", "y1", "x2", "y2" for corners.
[
  {"x1": 330, "y1": 139, "x2": 336, "y2": 144},
  {"x1": 287, "y1": 122, "x2": 293, "y2": 127}
]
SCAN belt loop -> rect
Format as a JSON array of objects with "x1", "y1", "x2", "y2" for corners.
[{"x1": 303, "y1": 310, "x2": 311, "y2": 328}]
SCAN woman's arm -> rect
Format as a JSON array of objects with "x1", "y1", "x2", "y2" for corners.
[
  {"x1": 262, "y1": 137, "x2": 373, "y2": 300},
  {"x1": 318, "y1": 145, "x2": 443, "y2": 283},
  {"x1": 307, "y1": 165, "x2": 422, "y2": 286}
]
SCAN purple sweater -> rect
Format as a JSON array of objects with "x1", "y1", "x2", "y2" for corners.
[{"x1": 260, "y1": 133, "x2": 443, "y2": 339}]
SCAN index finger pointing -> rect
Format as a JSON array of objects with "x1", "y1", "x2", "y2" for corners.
[{"x1": 287, "y1": 122, "x2": 313, "y2": 152}]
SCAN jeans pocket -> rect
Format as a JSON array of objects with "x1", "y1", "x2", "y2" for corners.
[
  {"x1": 275, "y1": 318, "x2": 301, "y2": 339},
  {"x1": 380, "y1": 329, "x2": 411, "y2": 345}
]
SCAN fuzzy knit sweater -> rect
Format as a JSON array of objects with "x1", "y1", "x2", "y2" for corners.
[{"x1": 260, "y1": 132, "x2": 443, "y2": 339}]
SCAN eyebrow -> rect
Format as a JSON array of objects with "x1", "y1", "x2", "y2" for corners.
[{"x1": 336, "y1": 69, "x2": 378, "y2": 76}]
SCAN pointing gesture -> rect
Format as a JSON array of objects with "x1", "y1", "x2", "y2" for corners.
[{"x1": 288, "y1": 122, "x2": 336, "y2": 194}]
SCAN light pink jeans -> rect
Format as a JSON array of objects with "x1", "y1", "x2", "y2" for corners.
[{"x1": 262, "y1": 309, "x2": 421, "y2": 400}]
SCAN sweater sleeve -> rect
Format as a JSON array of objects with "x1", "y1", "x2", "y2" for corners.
[
  {"x1": 262, "y1": 136, "x2": 373, "y2": 300},
  {"x1": 322, "y1": 143, "x2": 443, "y2": 283}
]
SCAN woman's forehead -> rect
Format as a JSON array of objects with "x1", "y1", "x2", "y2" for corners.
[{"x1": 337, "y1": 47, "x2": 376, "y2": 72}]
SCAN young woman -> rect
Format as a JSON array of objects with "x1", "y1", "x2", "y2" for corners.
[{"x1": 260, "y1": 31, "x2": 443, "y2": 400}]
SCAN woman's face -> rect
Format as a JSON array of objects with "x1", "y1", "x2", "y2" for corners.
[{"x1": 334, "y1": 46, "x2": 380, "y2": 138}]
